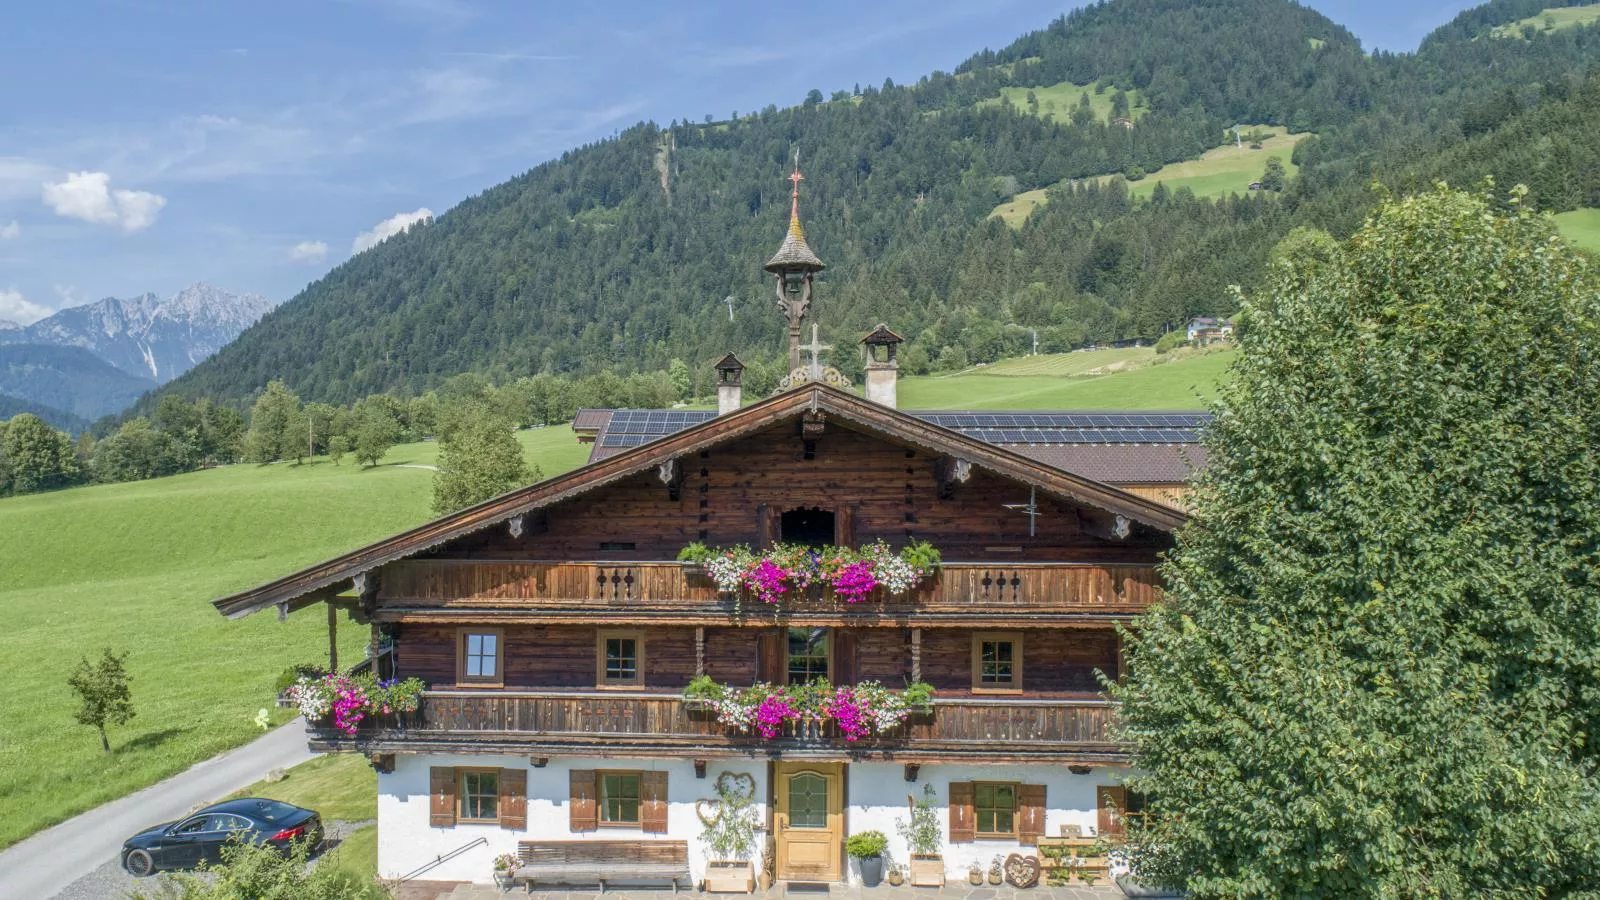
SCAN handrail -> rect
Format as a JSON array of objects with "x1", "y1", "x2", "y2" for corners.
[{"x1": 398, "y1": 835, "x2": 489, "y2": 883}]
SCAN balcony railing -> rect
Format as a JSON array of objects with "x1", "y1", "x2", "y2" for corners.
[
  {"x1": 378, "y1": 561, "x2": 1159, "y2": 616},
  {"x1": 309, "y1": 690, "x2": 1124, "y2": 759}
]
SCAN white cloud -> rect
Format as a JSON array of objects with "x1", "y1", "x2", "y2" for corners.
[
  {"x1": 40, "y1": 171, "x2": 167, "y2": 232},
  {"x1": 352, "y1": 207, "x2": 432, "y2": 253},
  {"x1": 0, "y1": 221, "x2": 17, "y2": 239},
  {"x1": 289, "y1": 240, "x2": 329, "y2": 262},
  {"x1": 0, "y1": 289, "x2": 51, "y2": 325}
]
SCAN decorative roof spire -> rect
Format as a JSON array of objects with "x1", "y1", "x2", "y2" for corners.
[{"x1": 764, "y1": 151, "x2": 825, "y2": 274}]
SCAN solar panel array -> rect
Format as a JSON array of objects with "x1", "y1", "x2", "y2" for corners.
[{"x1": 593, "y1": 409, "x2": 1209, "y2": 449}]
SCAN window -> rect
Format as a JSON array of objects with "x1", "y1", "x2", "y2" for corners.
[
  {"x1": 974, "y1": 782, "x2": 1017, "y2": 837},
  {"x1": 971, "y1": 631, "x2": 1024, "y2": 693},
  {"x1": 596, "y1": 630, "x2": 644, "y2": 687},
  {"x1": 457, "y1": 628, "x2": 503, "y2": 686},
  {"x1": 599, "y1": 771, "x2": 641, "y2": 825},
  {"x1": 787, "y1": 772, "x2": 829, "y2": 829},
  {"x1": 211, "y1": 814, "x2": 251, "y2": 833},
  {"x1": 787, "y1": 627, "x2": 830, "y2": 684},
  {"x1": 458, "y1": 770, "x2": 499, "y2": 822},
  {"x1": 780, "y1": 507, "x2": 836, "y2": 546}
]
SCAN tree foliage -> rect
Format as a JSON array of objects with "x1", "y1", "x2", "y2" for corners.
[
  {"x1": 1115, "y1": 186, "x2": 1600, "y2": 897},
  {"x1": 432, "y1": 415, "x2": 536, "y2": 514},
  {"x1": 127, "y1": 835, "x2": 387, "y2": 900},
  {"x1": 68, "y1": 648, "x2": 135, "y2": 753},
  {"x1": 1, "y1": 413, "x2": 79, "y2": 494}
]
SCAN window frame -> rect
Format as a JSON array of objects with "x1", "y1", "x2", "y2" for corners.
[
  {"x1": 972, "y1": 781, "x2": 1020, "y2": 839},
  {"x1": 456, "y1": 768, "x2": 501, "y2": 824},
  {"x1": 456, "y1": 628, "x2": 505, "y2": 687},
  {"x1": 595, "y1": 629, "x2": 646, "y2": 688},
  {"x1": 596, "y1": 769, "x2": 644, "y2": 827},
  {"x1": 971, "y1": 631, "x2": 1024, "y2": 694},
  {"x1": 784, "y1": 626, "x2": 833, "y2": 685}
]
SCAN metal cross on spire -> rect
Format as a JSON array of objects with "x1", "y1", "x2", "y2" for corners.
[{"x1": 788, "y1": 149, "x2": 804, "y2": 214}]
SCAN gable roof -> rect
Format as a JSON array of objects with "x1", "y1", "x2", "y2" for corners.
[{"x1": 212, "y1": 383, "x2": 1189, "y2": 619}]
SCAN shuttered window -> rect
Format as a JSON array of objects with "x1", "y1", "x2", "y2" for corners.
[
  {"x1": 950, "y1": 781, "x2": 1045, "y2": 844},
  {"x1": 430, "y1": 766, "x2": 525, "y2": 829},
  {"x1": 571, "y1": 769, "x2": 667, "y2": 833},
  {"x1": 1096, "y1": 785, "x2": 1145, "y2": 838},
  {"x1": 458, "y1": 770, "x2": 499, "y2": 822},
  {"x1": 599, "y1": 771, "x2": 642, "y2": 825},
  {"x1": 974, "y1": 782, "x2": 1017, "y2": 837}
]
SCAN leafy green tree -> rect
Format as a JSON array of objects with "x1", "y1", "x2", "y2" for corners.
[
  {"x1": 244, "y1": 380, "x2": 305, "y2": 464},
  {"x1": 352, "y1": 405, "x2": 402, "y2": 468},
  {"x1": 1259, "y1": 155, "x2": 1285, "y2": 191},
  {"x1": 68, "y1": 648, "x2": 134, "y2": 753},
  {"x1": 1111, "y1": 89, "x2": 1131, "y2": 119},
  {"x1": 667, "y1": 359, "x2": 692, "y2": 401},
  {"x1": 93, "y1": 418, "x2": 187, "y2": 483},
  {"x1": 201, "y1": 402, "x2": 246, "y2": 464},
  {"x1": 432, "y1": 417, "x2": 534, "y2": 514},
  {"x1": 1153, "y1": 329, "x2": 1184, "y2": 354},
  {"x1": 326, "y1": 434, "x2": 349, "y2": 466},
  {"x1": 127, "y1": 835, "x2": 386, "y2": 900},
  {"x1": 1, "y1": 413, "x2": 79, "y2": 493},
  {"x1": 1116, "y1": 186, "x2": 1600, "y2": 897}
]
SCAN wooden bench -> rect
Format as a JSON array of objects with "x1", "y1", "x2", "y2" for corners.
[{"x1": 514, "y1": 840, "x2": 691, "y2": 893}]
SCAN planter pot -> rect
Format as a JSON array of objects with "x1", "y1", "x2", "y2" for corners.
[
  {"x1": 705, "y1": 860, "x2": 754, "y2": 893},
  {"x1": 988, "y1": 871, "x2": 1004, "y2": 885},
  {"x1": 887, "y1": 870, "x2": 905, "y2": 887},
  {"x1": 857, "y1": 855, "x2": 884, "y2": 887},
  {"x1": 493, "y1": 871, "x2": 516, "y2": 892},
  {"x1": 1114, "y1": 874, "x2": 1184, "y2": 898},
  {"x1": 968, "y1": 867, "x2": 984, "y2": 886},
  {"x1": 909, "y1": 854, "x2": 945, "y2": 887}
]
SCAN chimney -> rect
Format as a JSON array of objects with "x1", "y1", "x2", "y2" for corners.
[
  {"x1": 860, "y1": 324, "x2": 905, "y2": 409},
  {"x1": 713, "y1": 353, "x2": 745, "y2": 415}
]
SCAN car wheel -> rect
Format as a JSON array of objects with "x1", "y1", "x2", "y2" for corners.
[{"x1": 124, "y1": 849, "x2": 155, "y2": 877}]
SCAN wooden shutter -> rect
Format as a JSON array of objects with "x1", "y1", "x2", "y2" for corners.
[
  {"x1": 570, "y1": 769, "x2": 598, "y2": 832},
  {"x1": 835, "y1": 505, "x2": 856, "y2": 547},
  {"x1": 429, "y1": 767, "x2": 456, "y2": 827},
  {"x1": 756, "y1": 503, "x2": 776, "y2": 548},
  {"x1": 948, "y1": 781, "x2": 976, "y2": 843},
  {"x1": 1018, "y1": 784, "x2": 1046, "y2": 846},
  {"x1": 499, "y1": 768, "x2": 527, "y2": 830},
  {"x1": 758, "y1": 630, "x2": 785, "y2": 684},
  {"x1": 1097, "y1": 786, "x2": 1127, "y2": 837},
  {"x1": 641, "y1": 770, "x2": 669, "y2": 834},
  {"x1": 833, "y1": 630, "x2": 858, "y2": 686}
]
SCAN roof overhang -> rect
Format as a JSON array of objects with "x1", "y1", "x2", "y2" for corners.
[{"x1": 212, "y1": 384, "x2": 1188, "y2": 619}]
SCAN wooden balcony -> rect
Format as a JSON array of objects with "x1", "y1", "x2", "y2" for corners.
[
  {"x1": 309, "y1": 691, "x2": 1126, "y2": 764},
  {"x1": 376, "y1": 561, "x2": 1159, "y2": 623}
]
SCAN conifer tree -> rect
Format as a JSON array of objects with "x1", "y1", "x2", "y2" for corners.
[{"x1": 1117, "y1": 186, "x2": 1600, "y2": 896}]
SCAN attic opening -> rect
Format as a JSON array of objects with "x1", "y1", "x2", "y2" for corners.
[{"x1": 780, "y1": 507, "x2": 836, "y2": 547}]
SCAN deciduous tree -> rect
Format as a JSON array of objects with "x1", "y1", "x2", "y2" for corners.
[
  {"x1": 432, "y1": 417, "x2": 535, "y2": 514},
  {"x1": 68, "y1": 648, "x2": 135, "y2": 753},
  {"x1": 1116, "y1": 186, "x2": 1600, "y2": 896}
]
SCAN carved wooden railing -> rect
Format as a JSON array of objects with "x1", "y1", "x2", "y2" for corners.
[
  {"x1": 311, "y1": 691, "x2": 1122, "y2": 754},
  {"x1": 379, "y1": 561, "x2": 1159, "y2": 614}
]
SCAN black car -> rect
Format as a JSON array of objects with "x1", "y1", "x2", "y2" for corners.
[{"x1": 120, "y1": 798, "x2": 323, "y2": 876}]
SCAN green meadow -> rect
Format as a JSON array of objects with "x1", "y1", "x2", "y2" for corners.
[
  {"x1": 0, "y1": 426, "x2": 587, "y2": 849},
  {"x1": 1553, "y1": 208, "x2": 1600, "y2": 254},
  {"x1": 979, "y1": 79, "x2": 1148, "y2": 124},
  {"x1": 1490, "y1": 3, "x2": 1600, "y2": 37},
  {"x1": 899, "y1": 348, "x2": 1233, "y2": 409}
]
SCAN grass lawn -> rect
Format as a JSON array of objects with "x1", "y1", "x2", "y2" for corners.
[
  {"x1": 979, "y1": 80, "x2": 1148, "y2": 124},
  {"x1": 0, "y1": 426, "x2": 587, "y2": 850},
  {"x1": 327, "y1": 824, "x2": 378, "y2": 880},
  {"x1": 1491, "y1": 4, "x2": 1600, "y2": 37},
  {"x1": 899, "y1": 348, "x2": 1233, "y2": 409},
  {"x1": 1104, "y1": 126, "x2": 1309, "y2": 201},
  {"x1": 230, "y1": 752, "x2": 376, "y2": 823},
  {"x1": 1553, "y1": 208, "x2": 1600, "y2": 254}
]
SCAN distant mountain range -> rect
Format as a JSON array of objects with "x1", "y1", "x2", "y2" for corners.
[{"x1": 0, "y1": 283, "x2": 273, "y2": 424}]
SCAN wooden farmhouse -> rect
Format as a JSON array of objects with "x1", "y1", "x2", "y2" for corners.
[{"x1": 213, "y1": 173, "x2": 1207, "y2": 892}]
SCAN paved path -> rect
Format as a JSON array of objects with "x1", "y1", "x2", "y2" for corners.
[{"x1": 0, "y1": 718, "x2": 314, "y2": 900}]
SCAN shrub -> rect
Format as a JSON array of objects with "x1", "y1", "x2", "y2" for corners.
[
  {"x1": 847, "y1": 831, "x2": 889, "y2": 858},
  {"x1": 1154, "y1": 330, "x2": 1185, "y2": 354}
]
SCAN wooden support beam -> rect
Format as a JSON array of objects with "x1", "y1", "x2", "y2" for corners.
[
  {"x1": 327, "y1": 603, "x2": 338, "y2": 672},
  {"x1": 911, "y1": 628, "x2": 922, "y2": 683},
  {"x1": 369, "y1": 622, "x2": 381, "y2": 677},
  {"x1": 695, "y1": 627, "x2": 705, "y2": 678}
]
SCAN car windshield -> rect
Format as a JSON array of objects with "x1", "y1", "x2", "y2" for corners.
[{"x1": 243, "y1": 801, "x2": 303, "y2": 824}]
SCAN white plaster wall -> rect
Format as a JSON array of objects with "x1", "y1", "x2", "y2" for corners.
[
  {"x1": 844, "y1": 762, "x2": 1133, "y2": 884},
  {"x1": 377, "y1": 755, "x2": 768, "y2": 885}
]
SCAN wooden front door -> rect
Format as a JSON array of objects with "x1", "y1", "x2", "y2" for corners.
[{"x1": 774, "y1": 762, "x2": 844, "y2": 882}]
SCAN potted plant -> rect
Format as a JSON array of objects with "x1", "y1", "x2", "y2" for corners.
[
  {"x1": 988, "y1": 855, "x2": 1004, "y2": 885},
  {"x1": 896, "y1": 784, "x2": 944, "y2": 887},
  {"x1": 492, "y1": 853, "x2": 519, "y2": 891},
  {"x1": 967, "y1": 862, "x2": 984, "y2": 885},
  {"x1": 886, "y1": 863, "x2": 905, "y2": 887},
  {"x1": 847, "y1": 831, "x2": 888, "y2": 886},
  {"x1": 700, "y1": 771, "x2": 759, "y2": 893}
]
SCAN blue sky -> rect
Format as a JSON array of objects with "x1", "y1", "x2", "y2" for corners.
[{"x1": 0, "y1": 0, "x2": 1481, "y2": 323}]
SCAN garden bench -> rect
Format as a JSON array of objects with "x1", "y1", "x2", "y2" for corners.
[{"x1": 514, "y1": 840, "x2": 691, "y2": 893}]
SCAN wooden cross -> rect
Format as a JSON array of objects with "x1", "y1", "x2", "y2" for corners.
[{"x1": 802, "y1": 323, "x2": 832, "y2": 379}]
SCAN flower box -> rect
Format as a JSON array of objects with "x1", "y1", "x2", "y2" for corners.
[
  {"x1": 909, "y1": 854, "x2": 945, "y2": 887},
  {"x1": 705, "y1": 860, "x2": 754, "y2": 893}
]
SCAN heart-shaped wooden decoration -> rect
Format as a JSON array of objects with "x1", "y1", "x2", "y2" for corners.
[
  {"x1": 1004, "y1": 853, "x2": 1041, "y2": 889},
  {"x1": 716, "y1": 771, "x2": 757, "y2": 803},
  {"x1": 695, "y1": 798, "x2": 723, "y2": 827}
]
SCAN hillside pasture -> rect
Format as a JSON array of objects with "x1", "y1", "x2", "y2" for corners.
[
  {"x1": 979, "y1": 80, "x2": 1148, "y2": 124},
  {"x1": 899, "y1": 348, "x2": 1233, "y2": 409},
  {"x1": 0, "y1": 427, "x2": 585, "y2": 849},
  {"x1": 1553, "y1": 207, "x2": 1600, "y2": 254},
  {"x1": 1104, "y1": 126, "x2": 1308, "y2": 200},
  {"x1": 1490, "y1": 4, "x2": 1600, "y2": 37}
]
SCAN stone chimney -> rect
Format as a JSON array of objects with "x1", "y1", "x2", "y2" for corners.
[
  {"x1": 860, "y1": 324, "x2": 904, "y2": 409},
  {"x1": 714, "y1": 352, "x2": 745, "y2": 415}
]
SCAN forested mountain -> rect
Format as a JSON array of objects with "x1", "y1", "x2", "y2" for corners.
[{"x1": 155, "y1": 0, "x2": 1600, "y2": 409}]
